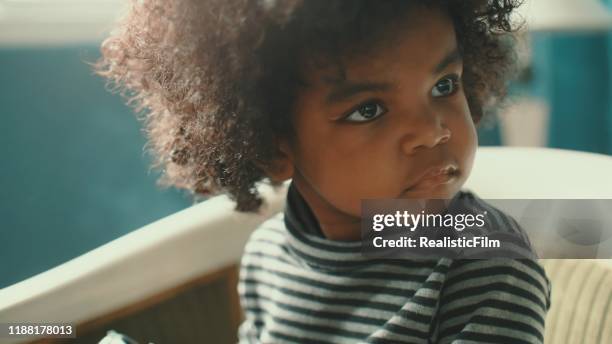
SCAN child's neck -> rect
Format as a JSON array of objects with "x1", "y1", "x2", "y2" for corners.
[{"x1": 291, "y1": 176, "x2": 362, "y2": 242}]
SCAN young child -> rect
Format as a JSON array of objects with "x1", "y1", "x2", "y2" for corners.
[{"x1": 98, "y1": 0, "x2": 551, "y2": 342}]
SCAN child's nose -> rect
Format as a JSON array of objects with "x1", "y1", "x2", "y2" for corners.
[{"x1": 399, "y1": 110, "x2": 451, "y2": 155}]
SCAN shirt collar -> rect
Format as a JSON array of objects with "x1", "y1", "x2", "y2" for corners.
[
  {"x1": 282, "y1": 181, "x2": 465, "y2": 269},
  {"x1": 283, "y1": 182, "x2": 367, "y2": 270}
]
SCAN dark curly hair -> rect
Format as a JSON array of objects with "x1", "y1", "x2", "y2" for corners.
[{"x1": 97, "y1": 0, "x2": 522, "y2": 212}]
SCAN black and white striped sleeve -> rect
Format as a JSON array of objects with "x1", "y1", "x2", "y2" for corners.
[{"x1": 436, "y1": 258, "x2": 552, "y2": 344}]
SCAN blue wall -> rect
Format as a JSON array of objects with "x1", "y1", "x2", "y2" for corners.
[
  {"x1": 532, "y1": 32, "x2": 611, "y2": 154},
  {"x1": 479, "y1": 0, "x2": 612, "y2": 152},
  {"x1": 0, "y1": 46, "x2": 191, "y2": 288}
]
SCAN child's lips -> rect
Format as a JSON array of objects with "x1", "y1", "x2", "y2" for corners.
[{"x1": 405, "y1": 165, "x2": 459, "y2": 192}]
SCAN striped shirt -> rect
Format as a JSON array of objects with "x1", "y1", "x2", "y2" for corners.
[{"x1": 238, "y1": 184, "x2": 551, "y2": 343}]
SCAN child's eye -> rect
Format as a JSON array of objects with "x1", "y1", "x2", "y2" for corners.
[
  {"x1": 431, "y1": 75, "x2": 461, "y2": 98},
  {"x1": 343, "y1": 101, "x2": 387, "y2": 123}
]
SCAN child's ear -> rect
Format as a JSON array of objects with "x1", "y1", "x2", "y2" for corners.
[{"x1": 258, "y1": 138, "x2": 295, "y2": 183}]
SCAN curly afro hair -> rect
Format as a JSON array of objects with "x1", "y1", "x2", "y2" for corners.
[{"x1": 97, "y1": 0, "x2": 522, "y2": 212}]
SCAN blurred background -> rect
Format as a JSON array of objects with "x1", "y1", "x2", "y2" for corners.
[{"x1": 1, "y1": 0, "x2": 611, "y2": 289}]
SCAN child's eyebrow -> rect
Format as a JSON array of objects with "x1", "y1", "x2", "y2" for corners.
[
  {"x1": 325, "y1": 81, "x2": 393, "y2": 104},
  {"x1": 433, "y1": 48, "x2": 462, "y2": 75},
  {"x1": 324, "y1": 49, "x2": 462, "y2": 105}
]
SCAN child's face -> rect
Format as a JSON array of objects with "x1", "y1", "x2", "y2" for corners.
[{"x1": 279, "y1": 6, "x2": 477, "y2": 239}]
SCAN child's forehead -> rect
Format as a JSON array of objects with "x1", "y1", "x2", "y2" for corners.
[{"x1": 298, "y1": 6, "x2": 457, "y2": 92}]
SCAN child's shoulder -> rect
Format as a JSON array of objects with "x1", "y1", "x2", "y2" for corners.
[
  {"x1": 449, "y1": 192, "x2": 551, "y2": 299},
  {"x1": 252, "y1": 211, "x2": 287, "y2": 236},
  {"x1": 458, "y1": 189, "x2": 533, "y2": 245},
  {"x1": 243, "y1": 212, "x2": 289, "y2": 250}
]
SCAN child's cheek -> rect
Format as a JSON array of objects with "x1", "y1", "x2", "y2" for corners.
[{"x1": 458, "y1": 102, "x2": 478, "y2": 181}]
